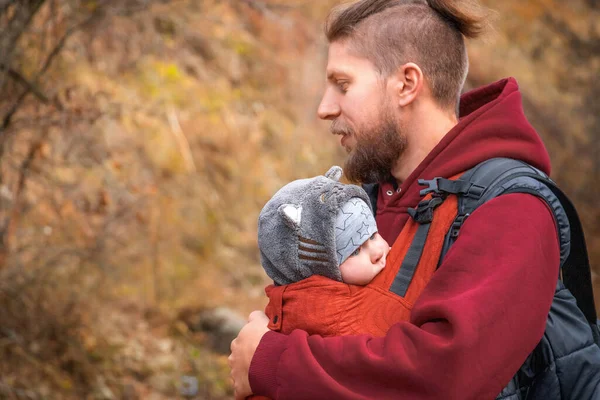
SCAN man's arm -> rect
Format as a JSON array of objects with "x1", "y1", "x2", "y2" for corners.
[{"x1": 236, "y1": 193, "x2": 560, "y2": 399}]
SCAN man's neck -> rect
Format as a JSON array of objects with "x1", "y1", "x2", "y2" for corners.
[{"x1": 392, "y1": 107, "x2": 458, "y2": 184}]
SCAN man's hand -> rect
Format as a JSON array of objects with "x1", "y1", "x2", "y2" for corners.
[{"x1": 229, "y1": 310, "x2": 270, "y2": 400}]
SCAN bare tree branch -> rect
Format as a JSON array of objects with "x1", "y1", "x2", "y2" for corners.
[
  {"x1": 0, "y1": 65, "x2": 50, "y2": 103},
  {"x1": 0, "y1": 0, "x2": 47, "y2": 90},
  {"x1": 0, "y1": 6, "x2": 105, "y2": 146},
  {"x1": 0, "y1": 127, "x2": 49, "y2": 268},
  {"x1": 167, "y1": 106, "x2": 197, "y2": 173}
]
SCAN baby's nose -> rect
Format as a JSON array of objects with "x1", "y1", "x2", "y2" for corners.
[{"x1": 371, "y1": 245, "x2": 384, "y2": 264}]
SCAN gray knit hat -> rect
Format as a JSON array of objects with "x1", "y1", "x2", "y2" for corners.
[{"x1": 258, "y1": 166, "x2": 377, "y2": 286}]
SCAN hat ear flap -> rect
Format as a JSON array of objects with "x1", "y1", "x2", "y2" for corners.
[
  {"x1": 278, "y1": 204, "x2": 302, "y2": 229},
  {"x1": 324, "y1": 166, "x2": 343, "y2": 182}
]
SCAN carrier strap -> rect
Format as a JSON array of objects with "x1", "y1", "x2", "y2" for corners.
[
  {"x1": 390, "y1": 223, "x2": 431, "y2": 297},
  {"x1": 390, "y1": 194, "x2": 446, "y2": 297}
]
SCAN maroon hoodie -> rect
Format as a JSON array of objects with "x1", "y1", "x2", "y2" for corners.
[{"x1": 248, "y1": 78, "x2": 560, "y2": 399}]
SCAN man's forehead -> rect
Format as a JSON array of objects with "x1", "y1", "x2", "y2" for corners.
[
  {"x1": 326, "y1": 42, "x2": 352, "y2": 71},
  {"x1": 325, "y1": 41, "x2": 374, "y2": 78}
]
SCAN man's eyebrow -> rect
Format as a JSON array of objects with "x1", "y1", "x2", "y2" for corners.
[{"x1": 326, "y1": 69, "x2": 349, "y2": 81}]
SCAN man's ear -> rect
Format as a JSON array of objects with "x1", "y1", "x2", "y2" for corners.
[{"x1": 390, "y1": 62, "x2": 424, "y2": 107}]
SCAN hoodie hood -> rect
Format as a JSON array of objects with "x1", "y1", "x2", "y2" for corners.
[{"x1": 376, "y1": 77, "x2": 551, "y2": 244}]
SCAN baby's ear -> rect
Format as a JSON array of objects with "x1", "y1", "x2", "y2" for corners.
[
  {"x1": 278, "y1": 204, "x2": 302, "y2": 229},
  {"x1": 324, "y1": 166, "x2": 343, "y2": 182}
]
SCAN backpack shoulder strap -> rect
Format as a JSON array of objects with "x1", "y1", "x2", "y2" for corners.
[
  {"x1": 429, "y1": 157, "x2": 597, "y2": 326},
  {"x1": 434, "y1": 158, "x2": 570, "y2": 265},
  {"x1": 535, "y1": 178, "x2": 599, "y2": 328}
]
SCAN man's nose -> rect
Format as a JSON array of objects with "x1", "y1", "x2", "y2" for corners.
[{"x1": 317, "y1": 89, "x2": 340, "y2": 120}]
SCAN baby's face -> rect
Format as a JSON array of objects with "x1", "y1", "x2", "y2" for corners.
[{"x1": 339, "y1": 232, "x2": 390, "y2": 285}]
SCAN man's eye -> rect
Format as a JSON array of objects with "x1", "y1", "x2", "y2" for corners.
[
  {"x1": 351, "y1": 248, "x2": 360, "y2": 256},
  {"x1": 338, "y1": 81, "x2": 349, "y2": 92},
  {"x1": 370, "y1": 233, "x2": 377, "y2": 240}
]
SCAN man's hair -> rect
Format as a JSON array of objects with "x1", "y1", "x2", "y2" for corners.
[{"x1": 325, "y1": 0, "x2": 489, "y2": 110}]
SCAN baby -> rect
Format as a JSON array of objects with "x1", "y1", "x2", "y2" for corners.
[
  {"x1": 258, "y1": 166, "x2": 390, "y2": 287},
  {"x1": 249, "y1": 166, "x2": 393, "y2": 400},
  {"x1": 256, "y1": 166, "x2": 410, "y2": 339}
]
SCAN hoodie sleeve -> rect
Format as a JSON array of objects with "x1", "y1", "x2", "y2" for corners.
[{"x1": 248, "y1": 193, "x2": 560, "y2": 400}]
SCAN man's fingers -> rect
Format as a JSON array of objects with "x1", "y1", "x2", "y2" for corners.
[
  {"x1": 248, "y1": 310, "x2": 263, "y2": 321},
  {"x1": 248, "y1": 310, "x2": 268, "y2": 323},
  {"x1": 228, "y1": 316, "x2": 268, "y2": 399}
]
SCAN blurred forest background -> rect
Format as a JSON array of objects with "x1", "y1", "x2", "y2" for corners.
[{"x1": 0, "y1": 0, "x2": 598, "y2": 399}]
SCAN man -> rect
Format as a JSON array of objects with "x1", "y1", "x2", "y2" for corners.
[{"x1": 229, "y1": 0, "x2": 599, "y2": 398}]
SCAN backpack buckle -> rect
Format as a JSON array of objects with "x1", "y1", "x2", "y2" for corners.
[
  {"x1": 465, "y1": 184, "x2": 485, "y2": 199},
  {"x1": 418, "y1": 178, "x2": 442, "y2": 196},
  {"x1": 408, "y1": 197, "x2": 444, "y2": 224},
  {"x1": 419, "y1": 178, "x2": 486, "y2": 199},
  {"x1": 449, "y1": 213, "x2": 471, "y2": 238}
]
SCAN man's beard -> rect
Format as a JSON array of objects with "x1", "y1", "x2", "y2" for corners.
[{"x1": 339, "y1": 114, "x2": 407, "y2": 184}]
